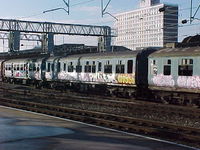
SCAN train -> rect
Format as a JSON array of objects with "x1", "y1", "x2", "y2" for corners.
[{"x1": 1, "y1": 36, "x2": 200, "y2": 106}]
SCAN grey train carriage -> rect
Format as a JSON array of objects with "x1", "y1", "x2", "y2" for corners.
[
  {"x1": 44, "y1": 49, "x2": 155, "y2": 96},
  {"x1": 148, "y1": 46, "x2": 200, "y2": 105}
]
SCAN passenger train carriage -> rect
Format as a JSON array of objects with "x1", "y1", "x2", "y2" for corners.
[
  {"x1": 36, "y1": 49, "x2": 154, "y2": 96},
  {"x1": 0, "y1": 41, "x2": 200, "y2": 106},
  {"x1": 3, "y1": 57, "x2": 46, "y2": 86},
  {"x1": 148, "y1": 46, "x2": 200, "y2": 104},
  {"x1": 44, "y1": 51, "x2": 144, "y2": 95}
]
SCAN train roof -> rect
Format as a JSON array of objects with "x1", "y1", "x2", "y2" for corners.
[
  {"x1": 5, "y1": 57, "x2": 47, "y2": 63},
  {"x1": 60, "y1": 50, "x2": 140, "y2": 60},
  {"x1": 149, "y1": 46, "x2": 200, "y2": 57}
]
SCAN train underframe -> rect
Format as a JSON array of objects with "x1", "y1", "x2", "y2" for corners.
[
  {"x1": 43, "y1": 80, "x2": 138, "y2": 98},
  {"x1": 150, "y1": 86, "x2": 200, "y2": 106},
  {"x1": 2, "y1": 77, "x2": 200, "y2": 106}
]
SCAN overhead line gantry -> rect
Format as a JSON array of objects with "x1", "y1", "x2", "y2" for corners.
[{"x1": 0, "y1": 18, "x2": 115, "y2": 53}]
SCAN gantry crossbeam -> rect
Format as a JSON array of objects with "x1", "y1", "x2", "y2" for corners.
[
  {"x1": 0, "y1": 32, "x2": 42, "y2": 41},
  {"x1": 0, "y1": 19, "x2": 113, "y2": 37}
]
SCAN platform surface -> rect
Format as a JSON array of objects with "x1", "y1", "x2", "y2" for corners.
[{"x1": 0, "y1": 106, "x2": 198, "y2": 150}]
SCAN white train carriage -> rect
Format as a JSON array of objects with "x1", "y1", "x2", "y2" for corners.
[
  {"x1": 4, "y1": 59, "x2": 29, "y2": 82},
  {"x1": 45, "y1": 57, "x2": 61, "y2": 81},
  {"x1": 0, "y1": 59, "x2": 5, "y2": 81},
  {"x1": 3, "y1": 57, "x2": 46, "y2": 85},
  {"x1": 57, "y1": 52, "x2": 136, "y2": 86}
]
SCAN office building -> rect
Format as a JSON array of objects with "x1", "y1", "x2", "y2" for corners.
[{"x1": 114, "y1": 0, "x2": 178, "y2": 50}]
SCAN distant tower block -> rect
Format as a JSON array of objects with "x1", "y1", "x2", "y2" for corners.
[{"x1": 140, "y1": 0, "x2": 160, "y2": 8}]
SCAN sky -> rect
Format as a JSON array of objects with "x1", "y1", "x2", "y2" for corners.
[{"x1": 0, "y1": 0, "x2": 199, "y2": 52}]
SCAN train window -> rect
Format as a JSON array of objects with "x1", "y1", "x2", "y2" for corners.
[
  {"x1": 63, "y1": 63, "x2": 66, "y2": 71},
  {"x1": 153, "y1": 60, "x2": 156, "y2": 65},
  {"x1": 178, "y1": 66, "x2": 193, "y2": 76},
  {"x1": 29, "y1": 64, "x2": 33, "y2": 71},
  {"x1": 47, "y1": 63, "x2": 51, "y2": 72},
  {"x1": 37, "y1": 67, "x2": 40, "y2": 72},
  {"x1": 17, "y1": 65, "x2": 19, "y2": 71},
  {"x1": 190, "y1": 59, "x2": 193, "y2": 64},
  {"x1": 8, "y1": 65, "x2": 11, "y2": 70},
  {"x1": 51, "y1": 64, "x2": 54, "y2": 72},
  {"x1": 164, "y1": 59, "x2": 171, "y2": 75},
  {"x1": 33, "y1": 64, "x2": 36, "y2": 71},
  {"x1": 76, "y1": 65, "x2": 82, "y2": 73},
  {"x1": 116, "y1": 65, "x2": 125, "y2": 73},
  {"x1": 104, "y1": 65, "x2": 112, "y2": 73},
  {"x1": 106, "y1": 60, "x2": 110, "y2": 65},
  {"x1": 178, "y1": 59, "x2": 193, "y2": 76},
  {"x1": 164, "y1": 66, "x2": 171, "y2": 75},
  {"x1": 127, "y1": 60, "x2": 133, "y2": 73},
  {"x1": 20, "y1": 64, "x2": 23, "y2": 71},
  {"x1": 85, "y1": 65, "x2": 91, "y2": 73},
  {"x1": 57, "y1": 62, "x2": 61, "y2": 72},
  {"x1": 68, "y1": 65, "x2": 74, "y2": 72},
  {"x1": 167, "y1": 59, "x2": 171, "y2": 64},
  {"x1": 92, "y1": 65, "x2": 96, "y2": 73},
  {"x1": 24, "y1": 64, "x2": 26, "y2": 70},
  {"x1": 98, "y1": 62, "x2": 102, "y2": 72}
]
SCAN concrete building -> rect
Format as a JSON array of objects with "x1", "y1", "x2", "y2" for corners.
[{"x1": 114, "y1": 0, "x2": 178, "y2": 50}]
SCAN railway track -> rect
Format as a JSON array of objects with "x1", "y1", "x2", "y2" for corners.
[
  {"x1": 0, "y1": 83, "x2": 199, "y2": 127},
  {"x1": 0, "y1": 82, "x2": 200, "y2": 148},
  {"x1": 0, "y1": 97, "x2": 200, "y2": 148}
]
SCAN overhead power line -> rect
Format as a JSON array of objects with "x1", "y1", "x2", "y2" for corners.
[{"x1": 101, "y1": 0, "x2": 118, "y2": 20}]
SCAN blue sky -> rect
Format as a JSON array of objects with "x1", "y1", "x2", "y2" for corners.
[{"x1": 0, "y1": 0, "x2": 199, "y2": 51}]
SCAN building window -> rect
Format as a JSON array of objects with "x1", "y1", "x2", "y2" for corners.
[{"x1": 178, "y1": 59, "x2": 193, "y2": 76}]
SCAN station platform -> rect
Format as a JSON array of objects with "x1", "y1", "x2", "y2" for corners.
[{"x1": 0, "y1": 106, "x2": 198, "y2": 150}]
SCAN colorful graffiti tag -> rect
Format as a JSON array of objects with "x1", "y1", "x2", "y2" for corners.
[
  {"x1": 58, "y1": 71, "x2": 135, "y2": 85},
  {"x1": 14, "y1": 71, "x2": 26, "y2": 78},
  {"x1": 116, "y1": 74, "x2": 135, "y2": 84},
  {"x1": 34, "y1": 71, "x2": 41, "y2": 80},
  {"x1": 152, "y1": 74, "x2": 175, "y2": 87},
  {"x1": 177, "y1": 76, "x2": 200, "y2": 89}
]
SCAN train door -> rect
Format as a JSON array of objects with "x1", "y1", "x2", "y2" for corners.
[
  {"x1": 127, "y1": 60, "x2": 133, "y2": 74},
  {"x1": 41, "y1": 58, "x2": 47, "y2": 80},
  {"x1": 11, "y1": 63, "x2": 14, "y2": 77},
  {"x1": 29, "y1": 61, "x2": 35, "y2": 80},
  {"x1": 25, "y1": 63, "x2": 29, "y2": 78}
]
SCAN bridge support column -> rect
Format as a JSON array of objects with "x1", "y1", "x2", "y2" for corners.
[
  {"x1": 98, "y1": 27, "x2": 111, "y2": 52},
  {"x1": 41, "y1": 33, "x2": 54, "y2": 54},
  {"x1": 8, "y1": 31, "x2": 20, "y2": 52}
]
